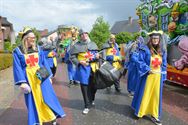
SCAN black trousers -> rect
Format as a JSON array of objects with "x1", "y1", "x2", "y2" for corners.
[
  {"x1": 80, "y1": 73, "x2": 97, "y2": 108},
  {"x1": 122, "y1": 68, "x2": 127, "y2": 77},
  {"x1": 114, "y1": 80, "x2": 120, "y2": 89},
  {"x1": 50, "y1": 65, "x2": 57, "y2": 77}
]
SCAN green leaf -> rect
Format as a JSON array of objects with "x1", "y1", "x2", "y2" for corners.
[{"x1": 90, "y1": 16, "x2": 110, "y2": 49}]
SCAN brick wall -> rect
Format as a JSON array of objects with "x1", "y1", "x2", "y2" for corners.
[{"x1": 0, "y1": 17, "x2": 3, "y2": 50}]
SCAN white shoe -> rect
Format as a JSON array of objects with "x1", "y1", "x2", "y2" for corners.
[
  {"x1": 82, "y1": 108, "x2": 89, "y2": 114},
  {"x1": 91, "y1": 101, "x2": 95, "y2": 106},
  {"x1": 150, "y1": 116, "x2": 162, "y2": 125},
  {"x1": 128, "y1": 92, "x2": 134, "y2": 98}
]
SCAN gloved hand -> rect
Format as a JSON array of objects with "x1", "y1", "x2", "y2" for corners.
[
  {"x1": 114, "y1": 56, "x2": 122, "y2": 62},
  {"x1": 20, "y1": 83, "x2": 31, "y2": 94},
  {"x1": 48, "y1": 51, "x2": 56, "y2": 58}
]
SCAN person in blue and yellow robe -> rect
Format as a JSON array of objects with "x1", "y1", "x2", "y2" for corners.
[
  {"x1": 126, "y1": 36, "x2": 145, "y2": 97},
  {"x1": 13, "y1": 27, "x2": 65, "y2": 125},
  {"x1": 126, "y1": 41, "x2": 139, "y2": 96},
  {"x1": 70, "y1": 29, "x2": 99, "y2": 115},
  {"x1": 102, "y1": 34, "x2": 122, "y2": 92},
  {"x1": 131, "y1": 30, "x2": 167, "y2": 125},
  {"x1": 64, "y1": 32, "x2": 78, "y2": 86},
  {"x1": 39, "y1": 38, "x2": 57, "y2": 77}
]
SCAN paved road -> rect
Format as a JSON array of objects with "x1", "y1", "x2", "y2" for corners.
[{"x1": 0, "y1": 63, "x2": 187, "y2": 125}]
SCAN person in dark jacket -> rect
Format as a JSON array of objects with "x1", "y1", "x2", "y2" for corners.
[{"x1": 70, "y1": 29, "x2": 99, "y2": 114}]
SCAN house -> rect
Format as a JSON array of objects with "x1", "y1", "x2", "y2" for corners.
[
  {"x1": 0, "y1": 17, "x2": 4, "y2": 50},
  {"x1": 38, "y1": 29, "x2": 48, "y2": 38},
  {"x1": 43, "y1": 30, "x2": 58, "y2": 42},
  {"x1": 58, "y1": 25, "x2": 72, "y2": 38},
  {"x1": 58, "y1": 25, "x2": 74, "y2": 39},
  {"x1": 110, "y1": 17, "x2": 140, "y2": 34},
  {"x1": 0, "y1": 16, "x2": 15, "y2": 50},
  {"x1": 41, "y1": 30, "x2": 59, "y2": 47}
]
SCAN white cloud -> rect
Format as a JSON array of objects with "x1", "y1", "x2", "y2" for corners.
[
  {"x1": 1, "y1": 0, "x2": 101, "y2": 32},
  {"x1": 0, "y1": 0, "x2": 140, "y2": 33}
]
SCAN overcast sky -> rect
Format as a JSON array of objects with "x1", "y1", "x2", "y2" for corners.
[{"x1": 0, "y1": 0, "x2": 141, "y2": 33}]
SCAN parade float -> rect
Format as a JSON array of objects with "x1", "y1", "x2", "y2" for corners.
[
  {"x1": 137, "y1": 0, "x2": 188, "y2": 87},
  {"x1": 58, "y1": 25, "x2": 78, "y2": 61}
]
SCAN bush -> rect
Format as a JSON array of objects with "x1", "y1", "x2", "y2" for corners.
[
  {"x1": 0, "y1": 50, "x2": 12, "y2": 54},
  {"x1": 12, "y1": 44, "x2": 18, "y2": 50},
  {"x1": 0, "y1": 53, "x2": 13, "y2": 70},
  {"x1": 4, "y1": 41, "x2": 12, "y2": 51}
]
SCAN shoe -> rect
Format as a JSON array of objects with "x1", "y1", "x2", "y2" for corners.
[
  {"x1": 68, "y1": 80, "x2": 73, "y2": 87},
  {"x1": 51, "y1": 120, "x2": 60, "y2": 125},
  {"x1": 128, "y1": 92, "x2": 134, "y2": 98},
  {"x1": 91, "y1": 101, "x2": 95, "y2": 106},
  {"x1": 70, "y1": 80, "x2": 74, "y2": 84},
  {"x1": 82, "y1": 108, "x2": 90, "y2": 114},
  {"x1": 73, "y1": 81, "x2": 79, "y2": 86},
  {"x1": 150, "y1": 116, "x2": 162, "y2": 125}
]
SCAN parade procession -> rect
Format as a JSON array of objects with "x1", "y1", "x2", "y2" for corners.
[{"x1": 0, "y1": 0, "x2": 188, "y2": 125}]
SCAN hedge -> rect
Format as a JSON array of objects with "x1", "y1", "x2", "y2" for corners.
[{"x1": 0, "y1": 53, "x2": 13, "y2": 70}]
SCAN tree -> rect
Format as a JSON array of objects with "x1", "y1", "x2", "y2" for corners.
[
  {"x1": 15, "y1": 35, "x2": 22, "y2": 45},
  {"x1": 132, "y1": 32, "x2": 141, "y2": 41},
  {"x1": 115, "y1": 32, "x2": 133, "y2": 44},
  {"x1": 115, "y1": 32, "x2": 140, "y2": 44},
  {"x1": 90, "y1": 16, "x2": 110, "y2": 48},
  {"x1": 32, "y1": 28, "x2": 41, "y2": 42},
  {"x1": 4, "y1": 41, "x2": 12, "y2": 52}
]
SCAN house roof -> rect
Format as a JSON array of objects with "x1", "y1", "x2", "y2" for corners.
[
  {"x1": 58, "y1": 25, "x2": 71, "y2": 29},
  {"x1": 111, "y1": 19, "x2": 140, "y2": 34},
  {"x1": 43, "y1": 29, "x2": 58, "y2": 37},
  {"x1": 1, "y1": 17, "x2": 13, "y2": 31},
  {"x1": 2, "y1": 17, "x2": 12, "y2": 26}
]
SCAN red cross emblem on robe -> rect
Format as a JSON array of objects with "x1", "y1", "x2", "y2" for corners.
[
  {"x1": 110, "y1": 48, "x2": 117, "y2": 55},
  {"x1": 151, "y1": 57, "x2": 161, "y2": 69},
  {"x1": 111, "y1": 48, "x2": 117, "y2": 55},
  {"x1": 26, "y1": 54, "x2": 39, "y2": 67},
  {"x1": 84, "y1": 52, "x2": 94, "y2": 61}
]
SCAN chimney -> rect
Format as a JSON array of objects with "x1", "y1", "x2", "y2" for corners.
[
  {"x1": 129, "y1": 16, "x2": 132, "y2": 24},
  {"x1": 44, "y1": 29, "x2": 48, "y2": 33}
]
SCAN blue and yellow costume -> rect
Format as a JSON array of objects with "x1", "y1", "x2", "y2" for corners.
[
  {"x1": 71, "y1": 41, "x2": 99, "y2": 85},
  {"x1": 102, "y1": 41, "x2": 122, "y2": 70},
  {"x1": 43, "y1": 48, "x2": 57, "y2": 77},
  {"x1": 102, "y1": 40, "x2": 122, "y2": 91},
  {"x1": 39, "y1": 38, "x2": 57, "y2": 77},
  {"x1": 13, "y1": 46, "x2": 65, "y2": 125},
  {"x1": 70, "y1": 38, "x2": 99, "y2": 109},
  {"x1": 131, "y1": 45, "x2": 167, "y2": 119},
  {"x1": 64, "y1": 39, "x2": 77, "y2": 83},
  {"x1": 43, "y1": 49, "x2": 57, "y2": 76},
  {"x1": 127, "y1": 39, "x2": 145, "y2": 93},
  {"x1": 127, "y1": 49, "x2": 139, "y2": 93}
]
